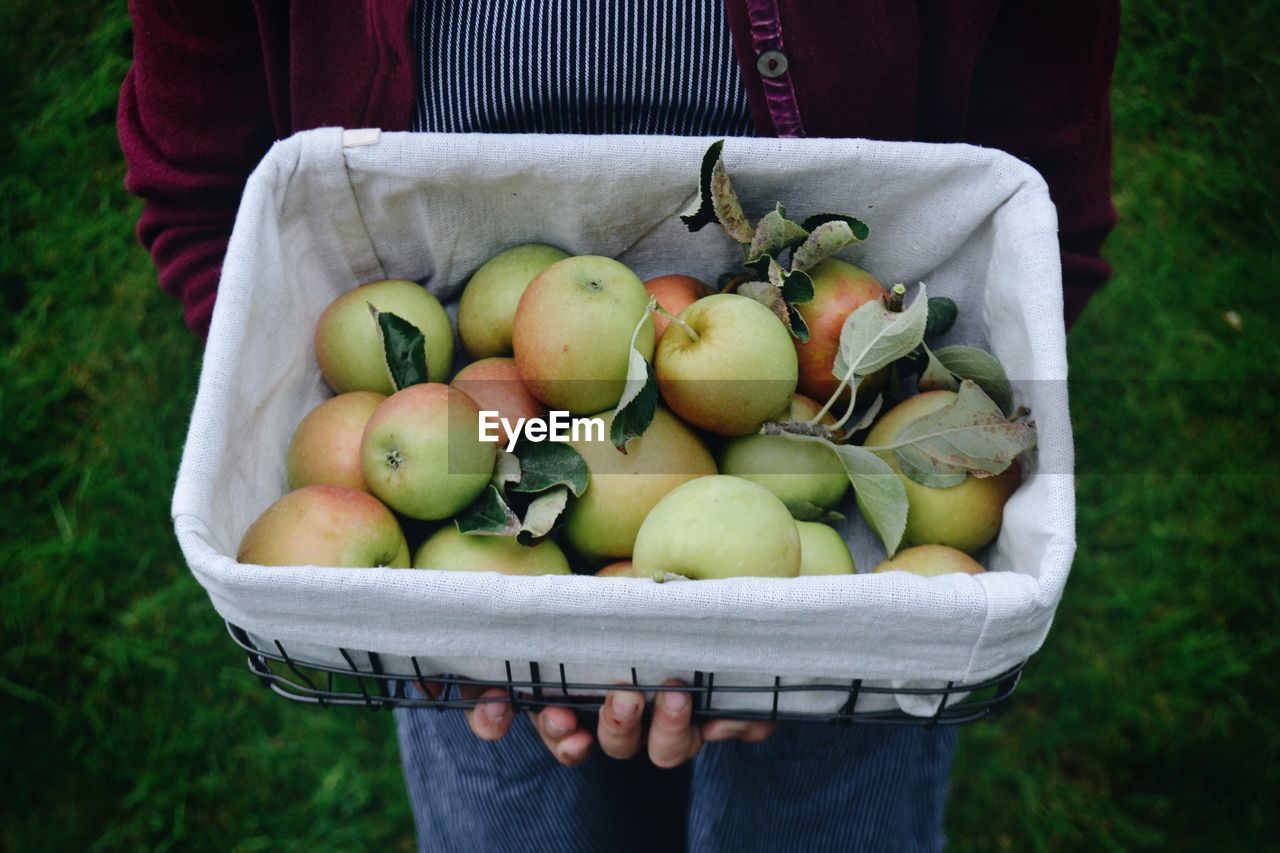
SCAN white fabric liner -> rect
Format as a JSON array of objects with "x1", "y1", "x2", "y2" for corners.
[{"x1": 172, "y1": 129, "x2": 1075, "y2": 715}]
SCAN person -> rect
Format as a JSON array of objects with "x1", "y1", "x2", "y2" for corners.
[{"x1": 119, "y1": 2, "x2": 1118, "y2": 849}]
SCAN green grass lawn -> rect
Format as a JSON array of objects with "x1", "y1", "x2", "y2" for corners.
[{"x1": 2, "y1": 2, "x2": 1278, "y2": 849}]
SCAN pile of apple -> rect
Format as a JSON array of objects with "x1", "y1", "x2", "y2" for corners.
[{"x1": 238, "y1": 143, "x2": 1035, "y2": 581}]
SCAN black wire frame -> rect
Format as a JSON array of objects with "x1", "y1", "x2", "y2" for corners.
[{"x1": 226, "y1": 622, "x2": 1025, "y2": 726}]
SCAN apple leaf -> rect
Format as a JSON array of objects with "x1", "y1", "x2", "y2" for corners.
[
  {"x1": 833, "y1": 283, "x2": 929, "y2": 382},
  {"x1": 508, "y1": 439, "x2": 589, "y2": 497},
  {"x1": 845, "y1": 393, "x2": 885, "y2": 436},
  {"x1": 874, "y1": 380, "x2": 1036, "y2": 485},
  {"x1": 738, "y1": 280, "x2": 790, "y2": 327},
  {"x1": 610, "y1": 302, "x2": 660, "y2": 451},
  {"x1": 747, "y1": 203, "x2": 809, "y2": 266},
  {"x1": 372, "y1": 306, "x2": 428, "y2": 390},
  {"x1": 933, "y1": 345, "x2": 1015, "y2": 415},
  {"x1": 516, "y1": 487, "x2": 570, "y2": 543},
  {"x1": 800, "y1": 213, "x2": 870, "y2": 242},
  {"x1": 679, "y1": 140, "x2": 752, "y2": 243},
  {"x1": 917, "y1": 344, "x2": 961, "y2": 395},
  {"x1": 925, "y1": 297, "x2": 959, "y2": 338},
  {"x1": 454, "y1": 485, "x2": 522, "y2": 536},
  {"x1": 791, "y1": 219, "x2": 865, "y2": 273},
  {"x1": 784, "y1": 500, "x2": 846, "y2": 524}
]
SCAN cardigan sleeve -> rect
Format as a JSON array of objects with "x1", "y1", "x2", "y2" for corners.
[
  {"x1": 118, "y1": 1, "x2": 280, "y2": 339},
  {"x1": 965, "y1": 0, "x2": 1121, "y2": 328}
]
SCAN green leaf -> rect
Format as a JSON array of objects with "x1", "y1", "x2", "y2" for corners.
[
  {"x1": 879, "y1": 380, "x2": 1036, "y2": 485},
  {"x1": 508, "y1": 440, "x2": 589, "y2": 497},
  {"x1": 747, "y1": 203, "x2": 809, "y2": 266},
  {"x1": 778, "y1": 267, "x2": 814, "y2": 307},
  {"x1": 933, "y1": 345, "x2": 1015, "y2": 415},
  {"x1": 925, "y1": 297, "x2": 959, "y2": 338},
  {"x1": 454, "y1": 485, "x2": 521, "y2": 536},
  {"x1": 679, "y1": 140, "x2": 752, "y2": 242},
  {"x1": 791, "y1": 219, "x2": 865, "y2": 272},
  {"x1": 372, "y1": 306, "x2": 428, "y2": 390},
  {"x1": 833, "y1": 283, "x2": 929, "y2": 381},
  {"x1": 917, "y1": 344, "x2": 961, "y2": 395},
  {"x1": 610, "y1": 303, "x2": 660, "y2": 451},
  {"x1": 799, "y1": 213, "x2": 870, "y2": 242},
  {"x1": 783, "y1": 500, "x2": 846, "y2": 524},
  {"x1": 516, "y1": 487, "x2": 570, "y2": 543}
]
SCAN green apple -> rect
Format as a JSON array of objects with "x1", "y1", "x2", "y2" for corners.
[
  {"x1": 361, "y1": 383, "x2": 497, "y2": 520},
  {"x1": 562, "y1": 407, "x2": 717, "y2": 562},
  {"x1": 595, "y1": 560, "x2": 636, "y2": 577},
  {"x1": 458, "y1": 244, "x2": 570, "y2": 358},
  {"x1": 793, "y1": 258, "x2": 887, "y2": 407},
  {"x1": 237, "y1": 484, "x2": 410, "y2": 568},
  {"x1": 716, "y1": 394, "x2": 849, "y2": 509},
  {"x1": 413, "y1": 525, "x2": 571, "y2": 575},
  {"x1": 314, "y1": 279, "x2": 454, "y2": 394},
  {"x1": 873, "y1": 544, "x2": 985, "y2": 576},
  {"x1": 512, "y1": 255, "x2": 655, "y2": 413},
  {"x1": 654, "y1": 293, "x2": 798, "y2": 436},
  {"x1": 864, "y1": 390, "x2": 1020, "y2": 553},
  {"x1": 632, "y1": 475, "x2": 801, "y2": 578},
  {"x1": 644, "y1": 274, "x2": 713, "y2": 339},
  {"x1": 796, "y1": 521, "x2": 856, "y2": 575},
  {"x1": 286, "y1": 391, "x2": 386, "y2": 492},
  {"x1": 451, "y1": 357, "x2": 548, "y2": 448}
]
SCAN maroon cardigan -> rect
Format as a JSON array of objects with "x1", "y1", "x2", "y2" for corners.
[{"x1": 119, "y1": 0, "x2": 1118, "y2": 338}]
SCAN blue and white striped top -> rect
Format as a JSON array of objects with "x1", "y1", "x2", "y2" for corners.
[{"x1": 410, "y1": 0, "x2": 756, "y2": 136}]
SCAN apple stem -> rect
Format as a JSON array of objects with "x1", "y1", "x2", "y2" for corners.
[
  {"x1": 884, "y1": 283, "x2": 907, "y2": 312},
  {"x1": 657, "y1": 306, "x2": 700, "y2": 342}
]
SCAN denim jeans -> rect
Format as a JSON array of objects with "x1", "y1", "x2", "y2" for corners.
[{"x1": 395, "y1": 705, "x2": 957, "y2": 852}]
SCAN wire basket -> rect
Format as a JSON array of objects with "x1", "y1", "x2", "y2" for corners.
[{"x1": 227, "y1": 622, "x2": 1025, "y2": 726}]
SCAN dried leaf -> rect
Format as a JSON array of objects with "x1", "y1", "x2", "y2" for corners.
[
  {"x1": 747, "y1": 203, "x2": 809, "y2": 265},
  {"x1": 517, "y1": 487, "x2": 570, "y2": 543},
  {"x1": 791, "y1": 219, "x2": 864, "y2": 272}
]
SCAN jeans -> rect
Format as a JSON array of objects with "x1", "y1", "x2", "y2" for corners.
[{"x1": 395, "y1": 705, "x2": 957, "y2": 852}]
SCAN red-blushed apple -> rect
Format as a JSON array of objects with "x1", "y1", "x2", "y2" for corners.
[
  {"x1": 361, "y1": 383, "x2": 497, "y2": 520},
  {"x1": 796, "y1": 521, "x2": 856, "y2": 575},
  {"x1": 458, "y1": 244, "x2": 570, "y2": 359},
  {"x1": 314, "y1": 279, "x2": 454, "y2": 394},
  {"x1": 793, "y1": 258, "x2": 887, "y2": 407},
  {"x1": 632, "y1": 475, "x2": 801, "y2": 578},
  {"x1": 595, "y1": 560, "x2": 635, "y2": 577},
  {"x1": 873, "y1": 544, "x2": 986, "y2": 576},
  {"x1": 512, "y1": 255, "x2": 654, "y2": 414},
  {"x1": 864, "y1": 390, "x2": 1021, "y2": 553},
  {"x1": 654, "y1": 293, "x2": 797, "y2": 436},
  {"x1": 644, "y1": 274, "x2": 713, "y2": 339},
  {"x1": 562, "y1": 407, "x2": 718, "y2": 562},
  {"x1": 286, "y1": 391, "x2": 386, "y2": 492},
  {"x1": 716, "y1": 393, "x2": 849, "y2": 509},
  {"x1": 414, "y1": 525, "x2": 571, "y2": 575},
  {"x1": 237, "y1": 484, "x2": 410, "y2": 568},
  {"x1": 450, "y1": 357, "x2": 547, "y2": 448}
]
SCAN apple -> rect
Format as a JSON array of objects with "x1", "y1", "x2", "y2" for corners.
[
  {"x1": 512, "y1": 255, "x2": 655, "y2": 414},
  {"x1": 595, "y1": 560, "x2": 635, "y2": 578},
  {"x1": 458, "y1": 244, "x2": 570, "y2": 359},
  {"x1": 864, "y1": 390, "x2": 1020, "y2": 553},
  {"x1": 793, "y1": 258, "x2": 887, "y2": 407},
  {"x1": 654, "y1": 293, "x2": 798, "y2": 436},
  {"x1": 796, "y1": 521, "x2": 856, "y2": 575},
  {"x1": 314, "y1": 279, "x2": 455, "y2": 394},
  {"x1": 873, "y1": 544, "x2": 985, "y2": 576},
  {"x1": 361, "y1": 383, "x2": 497, "y2": 520},
  {"x1": 632, "y1": 475, "x2": 801, "y2": 578},
  {"x1": 644, "y1": 274, "x2": 713, "y2": 339},
  {"x1": 414, "y1": 525, "x2": 571, "y2": 575},
  {"x1": 451, "y1": 357, "x2": 548, "y2": 448},
  {"x1": 716, "y1": 394, "x2": 849, "y2": 509},
  {"x1": 237, "y1": 484, "x2": 410, "y2": 568},
  {"x1": 286, "y1": 391, "x2": 386, "y2": 492},
  {"x1": 562, "y1": 407, "x2": 718, "y2": 562}
]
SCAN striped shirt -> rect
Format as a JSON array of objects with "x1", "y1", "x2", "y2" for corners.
[{"x1": 410, "y1": 0, "x2": 756, "y2": 136}]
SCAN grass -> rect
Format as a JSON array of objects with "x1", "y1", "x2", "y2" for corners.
[{"x1": 2, "y1": 1, "x2": 1277, "y2": 849}]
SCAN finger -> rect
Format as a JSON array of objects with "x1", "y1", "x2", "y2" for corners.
[
  {"x1": 648, "y1": 682, "x2": 701, "y2": 769},
  {"x1": 532, "y1": 706, "x2": 594, "y2": 767},
  {"x1": 462, "y1": 686, "x2": 513, "y2": 741},
  {"x1": 702, "y1": 719, "x2": 778, "y2": 744},
  {"x1": 597, "y1": 690, "x2": 645, "y2": 760}
]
